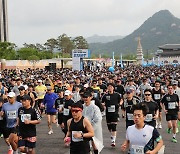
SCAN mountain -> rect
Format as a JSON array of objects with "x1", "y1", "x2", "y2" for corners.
[
  {"x1": 86, "y1": 34, "x2": 124, "y2": 43},
  {"x1": 89, "y1": 10, "x2": 180, "y2": 56}
]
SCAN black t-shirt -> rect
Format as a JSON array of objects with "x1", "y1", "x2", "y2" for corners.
[
  {"x1": 152, "y1": 88, "x2": 163, "y2": 103},
  {"x1": 18, "y1": 107, "x2": 41, "y2": 138},
  {"x1": 114, "y1": 85, "x2": 125, "y2": 96},
  {"x1": 63, "y1": 99, "x2": 75, "y2": 123},
  {"x1": 122, "y1": 97, "x2": 141, "y2": 122},
  {"x1": 142, "y1": 101, "x2": 159, "y2": 122},
  {"x1": 55, "y1": 97, "x2": 64, "y2": 114},
  {"x1": 102, "y1": 92, "x2": 121, "y2": 116},
  {"x1": 16, "y1": 95, "x2": 24, "y2": 103},
  {"x1": 161, "y1": 93, "x2": 179, "y2": 114}
]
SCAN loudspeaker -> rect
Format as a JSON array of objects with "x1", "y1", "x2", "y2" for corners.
[
  {"x1": 49, "y1": 63, "x2": 56, "y2": 71},
  {"x1": 45, "y1": 66, "x2": 50, "y2": 71}
]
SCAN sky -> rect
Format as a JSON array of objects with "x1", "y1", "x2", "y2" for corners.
[{"x1": 7, "y1": 0, "x2": 180, "y2": 47}]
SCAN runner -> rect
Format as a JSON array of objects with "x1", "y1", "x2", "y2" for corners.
[
  {"x1": 102, "y1": 83, "x2": 122, "y2": 147},
  {"x1": 152, "y1": 80, "x2": 165, "y2": 129},
  {"x1": 0, "y1": 92, "x2": 22, "y2": 154},
  {"x1": 64, "y1": 102, "x2": 94, "y2": 154},
  {"x1": 161, "y1": 84, "x2": 180, "y2": 143},
  {"x1": 82, "y1": 91, "x2": 103, "y2": 154},
  {"x1": 121, "y1": 103, "x2": 163, "y2": 153},
  {"x1": 16, "y1": 95, "x2": 41, "y2": 154},
  {"x1": 43, "y1": 86, "x2": 58, "y2": 135},
  {"x1": 122, "y1": 89, "x2": 141, "y2": 129},
  {"x1": 142, "y1": 89, "x2": 159, "y2": 127}
]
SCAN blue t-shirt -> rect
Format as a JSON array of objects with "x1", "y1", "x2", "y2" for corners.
[
  {"x1": 2, "y1": 101, "x2": 22, "y2": 128},
  {"x1": 43, "y1": 92, "x2": 58, "y2": 113}
]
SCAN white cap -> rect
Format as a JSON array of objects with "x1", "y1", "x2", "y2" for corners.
[
  {"x1": 84, "y1": 83, "x2": 89, "y2": 88},
  {"x1": 8, "y1": 92, "x2": 16, "y2": 98},
  {"x1": 24, "y1": 85, "x2": 28, "y2": 90},
  {"x1": 38, "y1": 79, "x2": 42, "y2": 83},
  {"x1": 64, "y1": 90, "x2": 72, "y2": 96}
]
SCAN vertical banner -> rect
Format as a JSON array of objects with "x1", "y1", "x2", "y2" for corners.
[{"x1": 72, "y1": 49, "x2": 90, "y2": 71}]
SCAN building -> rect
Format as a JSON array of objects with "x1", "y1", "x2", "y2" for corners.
[
  {"x1": 158, "y1": 44, "x2": 180, "y2": 64},
  {"x1": 0, "y1": 0, "x2": 8, "y2": 42},
  {"x1": 136, "y1": 37, "x2": 144, "y2": 65}
]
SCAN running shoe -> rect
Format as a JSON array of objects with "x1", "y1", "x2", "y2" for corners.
[
  {"x1": 158, "y1": 124, "x2": 162, "y2": 129},
  {"x1": 171, "y1": 137, "x2": 177, "y2": 143},
  {"x1": 7, "y1": 149, "x2": 13, "y2": 154},
  {"x1": 48, "y1": 130, "x2": 53, "y2": 135},
  {"x1": 111, "y1": 141, "x2": 116, "y2": 147}
]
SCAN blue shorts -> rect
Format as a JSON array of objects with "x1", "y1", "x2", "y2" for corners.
[{"x1": 18, "y1": 138, "x2": 36, "y2": 149}]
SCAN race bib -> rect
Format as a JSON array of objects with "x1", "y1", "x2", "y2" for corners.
[
  {"x1": 21, "y1": 114, "x2": 31, "y2": 122},
  {"x1": 131, "y1": 145, "x2": 144, "y2": 154},
  {"x1": 127, "y1": 113, "x2": 133, "y2": 120},
  {"x1": 63, "y1": 108, "x2": 69, "y2": 116},
  {"x1": 108, "y1": 105, "x2": 115, "y2": 113},
  {"x1": 154, "y1": 94, "x2": 160, "y2": 100},
  {"x1": 145, "y1": 114, "x2": 153, "y2": 122},
  {"x1": 58, "y1": 104, "x2": 63, "y2": 109},
  {"x1": 7, "y1": 111, "x2": 16, "y2": 119},
  {"x1": 94, "y1": 93, "x2": 98, "y2": 98},
  {"x1": 168, "y1": 102, "x2": 176, "y2": 109},
  {"x1": 72, "y1": 131, "x2": 83, "y2": 142},
  {"x1": 0, "y1": 116, "x2": 3, "y2": 120}
]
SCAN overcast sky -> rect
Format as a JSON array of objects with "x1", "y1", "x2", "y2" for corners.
[{"x1": 8, "y1": 0, "x2": 180, "y2": 47}]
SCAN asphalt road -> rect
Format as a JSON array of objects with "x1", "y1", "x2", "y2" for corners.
[{"x1": 0, "y1": 113, "x2": 179, "y2": 154}]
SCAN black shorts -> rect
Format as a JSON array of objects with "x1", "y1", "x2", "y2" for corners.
[
  {"x1": 166, "y1": 114, "x2": 178, "y2": 121},
  {"x1": 18, "y1": 138, "x2": 36, "y2": 149},
  {"x1": 46, "y1": 112, "x2": 56, "y2": 115},
  {"x1": 58, "y1": 114, "x2": 63, "y2": 124},
  {"x1": 2, "y1": 127, "x2": 18, "y2": 139},
  {"x1": 157, "y1": 102, "x2": 162, "y2": 112},
  {"x1": 106, "y1": 115, "x2": 119, "y2": 123}
]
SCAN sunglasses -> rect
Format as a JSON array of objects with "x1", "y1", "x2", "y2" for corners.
[
  {"x1": 71, "y1": 109, "x2": 81, "y2": 113},
  {"x1": 144, "y1": 94, "x2": 151, "y2": 96}
]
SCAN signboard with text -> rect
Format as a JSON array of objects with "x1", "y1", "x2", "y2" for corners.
[{"x1": 72, "y1": 49, "x2": 90, "y2": 71}]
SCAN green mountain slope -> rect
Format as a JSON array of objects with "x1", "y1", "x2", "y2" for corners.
[{"x1": 89, "y1": 10, "x2": 180, "y2": 56}]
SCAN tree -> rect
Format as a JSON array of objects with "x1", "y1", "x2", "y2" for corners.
[
  {"x1": 57, "y1": 34, "x2": 74, "y2": 56},
  {"x1": 17, "y1": 48, "x2": 39, "y2": 60},
  {"x1": 44, "y1": 38, "x2": 58, "y2": 52},
  {"x1": 73, "y1": 36, "x2": 88, "y2": 49},
  {"x1": 0, "y1": 42, "x2": 17, "y2": 59}
]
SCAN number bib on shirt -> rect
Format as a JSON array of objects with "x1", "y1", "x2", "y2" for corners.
[
  {"x1": 63, "y1": 108, "x2": 69, "y2": 116},
  {"x1": 127, "y1": 113, "x2": 133, "y2": 120},
  {"x1": 108, "y1": 105, "x2": 115, "y2": 113},
  {"x1": 58, "y1": 105, "x2": 64, "y2": 113},
  {"x1": 131, "y1": 145, "x2": 144, "y2": 154},
  {"x1": 7, "y1": 111, "x2": 16, "y2": 119},
  {"x1": 72, "y1": 131, "x2": 83, "y2": 142},
  {"x1": 145, "y1": 114, "x2": 153, "y2": 122},
  {"x1": 168, "y1": 102, "x2": 176, "y2": 109},
  {"x1": 21, "y1": 114, "x2": 31, "y2": 122},
  {"x1": 154, "y1": 94, "x2": 160, "y2": 100}
]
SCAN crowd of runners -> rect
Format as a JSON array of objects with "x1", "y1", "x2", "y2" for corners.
[{"x1": 0, "y1": 65, "x2": 180, "y2": 154}]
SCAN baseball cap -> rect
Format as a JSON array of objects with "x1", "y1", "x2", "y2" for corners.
[
  {"x1": 22, "y1": 95, "x2": 31, "y2": 101},
  {"x1": 172, "y1": 80, "x2": 178, "y2": 85},
  {"x1": 46, "y1": 86, "x2": 52, "y2": 90},
  {"x1": 38, "y1": 79, "x2": 42, "y2": 83},
  {"x1": 64, "y1": 90, "x2": 72, "y2": 96},
  {"x1": 8, "y1": 92, "x2": 16, "y2": 97}
]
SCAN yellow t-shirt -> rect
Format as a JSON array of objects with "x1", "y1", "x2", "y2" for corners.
[{"x1": 35, "y1": 85, "x2": 47, "y2": 99}]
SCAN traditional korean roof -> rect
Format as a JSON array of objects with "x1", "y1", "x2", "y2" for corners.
[{"x1": 158, "y1": 44, "x2": 180, "y2": 50}]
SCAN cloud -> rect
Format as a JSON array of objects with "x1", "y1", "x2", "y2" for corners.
[{"x1": 7, "y1": 0, "x2": 180, "y2": 46}]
